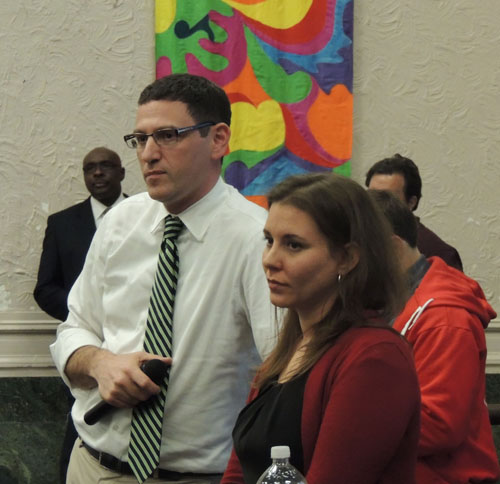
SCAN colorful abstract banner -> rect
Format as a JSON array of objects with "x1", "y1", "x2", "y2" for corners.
[{"x1": 155, "y1": 0, "x2": 353, "y2": 206}]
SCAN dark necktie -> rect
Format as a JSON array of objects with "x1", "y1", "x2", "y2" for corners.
[{"x1": 128, "y1": 215, "x2": 183, "y2": 483}]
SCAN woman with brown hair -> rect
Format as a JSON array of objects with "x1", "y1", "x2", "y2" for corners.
[{"x1": 222, "y1": 173, "x2": 420, "y2": 484}]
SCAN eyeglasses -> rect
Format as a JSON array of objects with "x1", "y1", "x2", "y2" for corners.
[
  {"x1": 83, "y1": 161, "x2": 121, "y2": 174},
  {"x1": 124, "y1": 121, "x2": 215, "y2": 150}
]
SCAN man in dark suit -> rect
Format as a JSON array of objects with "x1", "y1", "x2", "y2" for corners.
[
  {"x1": 365, "y1": 153, "x2": 463, "y2": 271},
  {"x1": 34, "y1": 147, "x2": 126, "y2": 320},
  {"x1": 34, "y1": 146, "x2": 126, "y2": 482}
]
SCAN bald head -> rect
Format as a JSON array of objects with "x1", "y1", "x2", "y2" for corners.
[{"x1": 83, "y1": 147, "x2": 121, "y2": 166}]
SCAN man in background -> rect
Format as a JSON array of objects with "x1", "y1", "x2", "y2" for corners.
[
  {"x1": 369, "y1": 189, "x2": 499, "y2": 483},
  {"x1": 34, "y1": 146, "x2": 126, "y2": 483},
  {"x1": 365, "y1": 153, "x2": 463, "y2": 271},
  {"x1": 34, "y1": 146, "x2": 126, "y2": 320}
]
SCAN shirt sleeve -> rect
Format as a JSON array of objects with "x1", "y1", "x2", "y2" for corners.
[
  {"x1": 240, "y1": 230, "x2": 279, "y2": 360},
  {"x1": 49, "y1": 221, "x2": 108, "y2": 388},
  {"x1": 305, "y1": 341, "x2": 420, "y2": 483}
]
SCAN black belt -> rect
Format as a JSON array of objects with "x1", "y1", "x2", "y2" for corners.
[{"x1": 81, "y1": 440, "x2": 222, "y2": 481}]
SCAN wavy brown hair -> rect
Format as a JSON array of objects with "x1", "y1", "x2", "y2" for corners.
[{"x1": 254, "y1": 173, "x2": 408, "y2": 389}]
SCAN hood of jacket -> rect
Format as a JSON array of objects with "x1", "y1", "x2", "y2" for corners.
[{"x1": 397, "y1": 257, "x2": 496, "y2": 335}]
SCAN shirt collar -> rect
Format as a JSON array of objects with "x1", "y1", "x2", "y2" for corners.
[
  {"x1": 91, "y1": 193, "x2": 126, "y2": 223},
  {"x1": 149, "y1": 178, "x2": 225, "y2": 241},
  {"x1": 407, "y1": 254, "x2": 430, "y2": 295}
]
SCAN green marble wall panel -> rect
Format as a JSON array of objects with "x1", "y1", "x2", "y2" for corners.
[
  {"x1": 0, "y1": 378, "x2": 69, "y2": 484},
  {"x1": 0, "y1": 375, "x2": 499, "y2": 483},
  {"x1": 487, "y1": 373, "x2": 500, "y2": 465},
  {"x1": 487, "y1": 374, "x2": 500, "y2": 403}
]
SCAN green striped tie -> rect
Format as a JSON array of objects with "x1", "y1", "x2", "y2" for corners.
[{"x1": 128, "y1": 215, "x2": 183, "y2": 483}]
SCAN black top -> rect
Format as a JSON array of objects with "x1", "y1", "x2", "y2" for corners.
[
  {"x1": 417, "y1": 220, "x2": 463, "y2": 271},
  {"x1": 407, "y1": 254, "x2": 431, "y2": 295},
  {"x1": 232, "y1": 371, "x2": 309, "y2": 484}
]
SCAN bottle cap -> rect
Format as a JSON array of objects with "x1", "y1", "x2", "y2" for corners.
[{"x1": 271, "y1": 446, "x2": 290, "y2": 459}]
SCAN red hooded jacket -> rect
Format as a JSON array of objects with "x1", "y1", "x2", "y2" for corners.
[{"x1": 393, "y1": 256, "x2": 499, "y2": 483}]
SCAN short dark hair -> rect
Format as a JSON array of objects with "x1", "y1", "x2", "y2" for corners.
[
  {"x1": 138, "y1": 73, "x2": 231, "y2": 126},
  {"x1": 368, "y1": 189, "x2": 418, "y2": 248},
  {"x1": 365, "y1": 154, "x2": 422, "y2": 210}
]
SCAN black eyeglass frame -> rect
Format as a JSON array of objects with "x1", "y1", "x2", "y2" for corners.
[{"x1": 123, "y1": 121, "x2": 216, "y2": 149}]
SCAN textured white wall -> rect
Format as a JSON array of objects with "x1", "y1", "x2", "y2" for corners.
[
  {"x1": 0, "y1": 1, "x2": 155, "y2": 313},
  {"x1": 0, "y1": 1, "x2": 499, "y2": 372},
  {"x1": 352, "y1": 1, "x2": 500, "y2": 313}
]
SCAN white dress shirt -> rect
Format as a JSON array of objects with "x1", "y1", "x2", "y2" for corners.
[
  {"x1": 90, "y1": 192, "x2": 126, "y2": 228},
  {"x1": 50, "y1": 178, "x2": 278, "y2": 473}
]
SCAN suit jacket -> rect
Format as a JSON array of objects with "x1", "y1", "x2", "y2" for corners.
[{"x1": 34, "y1": 197, "x2": 96, "y2": 321}]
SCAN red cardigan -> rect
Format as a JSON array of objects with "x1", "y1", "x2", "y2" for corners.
[{"x1": 222, "y1": 326, "x2": 421, "y2": 484}]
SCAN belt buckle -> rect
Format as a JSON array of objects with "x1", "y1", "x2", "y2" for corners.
[
  {"x1": 97, "y1": 451, "x2": 107, "y2": 468},
  {"x1": 98, "y1": 451, "x2": 119, "y2": 473}
]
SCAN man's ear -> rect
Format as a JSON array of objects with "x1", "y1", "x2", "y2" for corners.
[
  {"x1": 211, "y1": 123, "x2": 231, "y2": 161},
  {"x1": 407, "y1": 195, "x2": 418, "y2": 211},
  {"x1": 391, "y1": 233, "x2": 406, "y2": 257},
  {"x1": 339, "y1": 242, "x2": 360, "y2": 276}
]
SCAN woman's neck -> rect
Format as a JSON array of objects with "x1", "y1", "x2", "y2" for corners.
[
  {"x1": 278, "y1": 328, "x2": 313, "y2": 383},
  {"x1": 297, "y1": 296, "x2": 336, "y2": 335}
]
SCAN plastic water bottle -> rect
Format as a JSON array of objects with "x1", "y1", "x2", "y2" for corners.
[{"x1": 256, "y1": 445, "x2": 308, "y2": 484}]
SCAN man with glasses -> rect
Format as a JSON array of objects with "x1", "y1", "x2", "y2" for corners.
[
  {"x1": 51, "y1": 74, "x2": 276, "y2": 483},
  {"x1": 34, "y1": 146, "x2": 126, "y2": 482}
]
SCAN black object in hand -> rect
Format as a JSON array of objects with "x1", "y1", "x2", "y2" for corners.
[{"x1": 83, "y1": 359, "x2": 169, "y2": 425}]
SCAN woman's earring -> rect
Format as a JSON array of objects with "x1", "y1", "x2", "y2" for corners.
[{"x1": 338, "y1": 273, "x2": 342, "y2": 283}]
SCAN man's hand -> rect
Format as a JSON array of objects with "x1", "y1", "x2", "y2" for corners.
[{"x1": 65, "y1": 346, "x2": 171, "y2": 408}]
